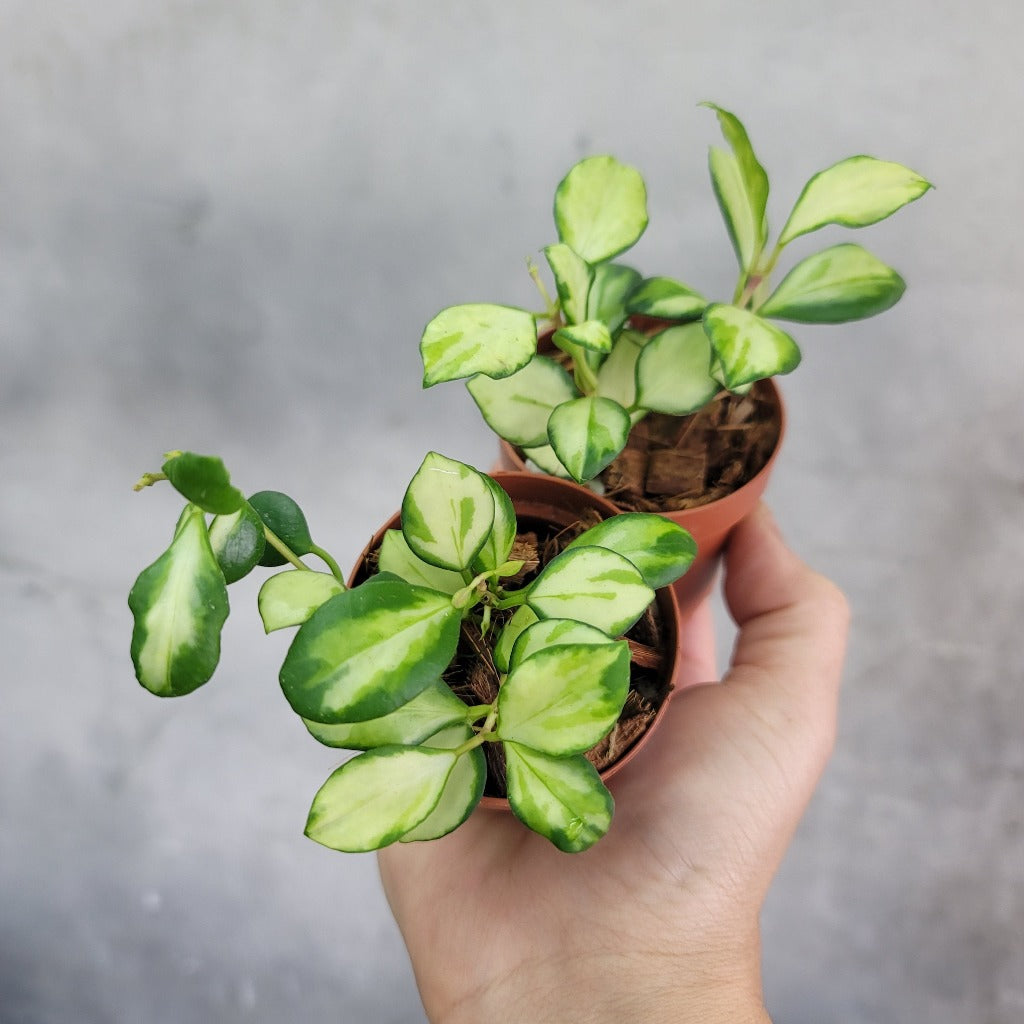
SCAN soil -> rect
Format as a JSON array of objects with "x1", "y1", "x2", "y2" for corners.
[
  {"x1": 365, "y1": 511, "x2": 674, "y2": 799},
  {"x1": 600, "y1": 380, "x2": 781, "y2": 512}
]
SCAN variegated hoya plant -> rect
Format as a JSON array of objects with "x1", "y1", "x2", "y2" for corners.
[
  {"x1": 129, "y1": 450, "x2": 695, "y2": 853},
  {"x1": 420, "y1": 103, "x2": 931, "y2": 484}
]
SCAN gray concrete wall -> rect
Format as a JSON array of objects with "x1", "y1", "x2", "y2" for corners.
[{"x1": 1, "y1": 2, "x2": 1021, "y2": 1021}]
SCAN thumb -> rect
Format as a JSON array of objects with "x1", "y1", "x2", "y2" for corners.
[{"x1": 722, "y1": 504, "x2": 850, "y2": 786}]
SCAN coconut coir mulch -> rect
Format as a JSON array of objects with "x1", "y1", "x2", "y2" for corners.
[{"x1": 600, "y1": 380, "x2": 780, "y2": 512}]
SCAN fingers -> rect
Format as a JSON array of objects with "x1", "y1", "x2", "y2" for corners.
[
  {"x1": 674, "y1": 598, "x2": 718, "y2": 688},
  {"x1": 722, "y1": 504, "x2": 849, "y2": 777}
]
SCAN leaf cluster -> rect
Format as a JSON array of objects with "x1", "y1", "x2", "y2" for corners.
[
  {"x1": 420, "y1": 104, "x2": 931, "y2": 484},
  {"x1": 129, "y1": 450, "x2": 695, "y2": 853}
]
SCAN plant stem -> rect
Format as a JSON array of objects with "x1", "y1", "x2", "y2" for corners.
[
  {"x1": 493, "y1": 589, "x2": 529, "y2": 611},
  {"x1": 133, "y1": 471, "x2": 167, "y2": 491},
  {"x1": 262, "y1": 526, "x2": 310, "y2": 572},
  {"x1": 309, "y1": 543, "x2": 345, "y2": 583}
]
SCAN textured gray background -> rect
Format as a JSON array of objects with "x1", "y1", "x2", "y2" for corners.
[{"x1": 1, "y1": 2, "x2": 1021, "y2": 1022}]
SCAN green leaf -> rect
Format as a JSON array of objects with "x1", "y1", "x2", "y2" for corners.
[
  {"x1": 378, "y1": 529, "x2": 465, "y2": 595},
  {"x1": 504, "y1": 744, "x2": 613, "y2": 853},
  {"x1": 702, "y1": 102, "x2": 770, "y2": 271},
  {"x1": 702, "y1": 303, "x2": 801, "y2": 390},
  {"x1": 595, "y1": 329, "x2": 647, "y2": 408},
  {"x1": 588, "y1": 262, "x2": 643, "y2": 335},
  {"x1": 778, "y1": 155, "x2": 932, "y2": 247},
  {"x1": 257, "y1": 570, "x2": 345, "y2": 633},
  {"x1": 305, "y1": 746, "x2": 457, "y2": 852},
  {"x1": 467, "y1": 356, "x2": 576, "y2": 449},
  {"x1": 400, "y1": 728, "x2": 486, "y2": 842},
  {"x1": 471, "y1": 475, "x2": 517, "y2": 574},
  {"x1": 128, "y1": 505, "x2": 229, "y2": 697},
  {"x1": 248, "y1": 490, "x2": 314, "y2": 567},
  {"x1": 493, "y1": 604, "x2": 540, "y2": 673},
  {"x1": 421, "y1": 303, "x2": 538, "y2": 387},
  {"x1": 567, "y1": 512, "x2": 697, "y2": 590},
  {"x1": 758, "y1": 243, "x2": 906, "y2": 323},
  {"x1": 528, "y1": 546, "x2": 654, "y2": 637},
  {"x1": 547, "y1": 396, "x2": 631, "y2": 484},
  {"x1": 302, "y1": 680, "x2": 472, "y2": 749},
  {"x1": 625, "y1": 276, "x2": 707, "y2": 321},
  {"x1": 279, "y1": 579, "x2": 461, "y2": 723},
  {"x1": 508, "y1": 618, "x2": 616, "y2": 672},
  {"x1": 401, "y1": 452, "x2": 495, "y2": 572},
  {"x1": 544, "y1": 243, "x2": 593, "y2": 325},
  {"x1": 553, "y1": 319, "x2": 613, "y2": 355},
  {"x1": 496, "y1": 642, "x2": 630, "y2": 755},
  {"x1": 634, "y1": 323, "x2": 720, "y2": 416},
  {"x1": 520, "y1": 444, "x2": 572, "y2": 479},
  {"x1": 162, "y1": 452, "x2": 245, "y2": 515},
  {"x1": 554, "y1": 156, "x2": 649, "y2": 264},
  {"x1": 208, "y1": 501, "x2": 266, "y2": 584}
]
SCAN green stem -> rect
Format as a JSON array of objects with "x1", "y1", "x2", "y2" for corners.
[
  {"x1": 463, "y1": 703, "x2": 494, "y2": 723},
  {"x1": 309, "y1": 543, "x2": 345, "y2": 583},
  {"x1": 493, "y1": 589, "x2": 529, "y2": 611},
  {"x1": 133, "y1": 471, "x2": 168, "y2": 492},
  {"x1": 263, "y1": 525, "x2": 310, "y2": 572}
]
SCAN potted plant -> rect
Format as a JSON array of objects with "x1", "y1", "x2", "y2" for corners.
[
  {"x1": 128, "y1": 450, "x2": 695, "y2": 853},
  {"x1": 419, "y1": 103, "x2": 931, "y2": 603}
]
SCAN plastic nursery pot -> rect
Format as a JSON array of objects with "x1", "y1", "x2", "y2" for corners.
[
  {"x1": 347, "y1": 471, "x2": 686, "y2": 813},
  {"x1": 495, "y1": 379, "x2": 786, "y2": 617}
]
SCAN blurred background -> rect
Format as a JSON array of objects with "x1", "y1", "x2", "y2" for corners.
[{"x1": 1, "y1": 2, "x2": 1021, "y2": 1021}]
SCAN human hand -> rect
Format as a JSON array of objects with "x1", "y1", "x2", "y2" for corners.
[{"x1": 378, "y1": 504, "x2": 849, "y2": 1024}]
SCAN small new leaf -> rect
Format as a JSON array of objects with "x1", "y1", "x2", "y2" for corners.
[
  {"x1": 544, "y1": 243, "x2": 593, "y2": 325},
  {"x1": 421, "y1": 304, "x2": 538, "y2": 387},
  {"x1": 758, "y1": 243, "x2": 906, "y2": 323},
  {"x1": 779, "y1": 155, "x2": 932, "y2": 247},
  {"x1": 257, "y1": 570, "x2": 345, "y2": 633},
  {"x1": 128, "y1": 505, "x2": 229, "y2": 697},
  {"x1": 553, "y1": 320, "x2": 613, "y2": 355}
]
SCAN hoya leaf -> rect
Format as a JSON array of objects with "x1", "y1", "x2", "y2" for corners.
[
  {"x1": 544, "y1": 243, "x2": 593, "y2": 325},
  {"x1": 587, "y1": 262, "x2": 643, "y2": 335},
  {"x1": 520, "y1": 444, "x2": 572, "y2": 479},
  {"x1": 279, "y1": 579, "x2": 461, "y2": 723},
  {"x1": 471, "y1": 475, "x2": 517, "y2": 574},
  {"x1": 702, "y1": 303, "x2": 801, "y2": 390},
  {"x1": 496, "y1": 642, "x2": 630, "y2": 755},
  {"x1": 493, "y1": 604, "x2": 540, "y2": 673},
  {"x1": 257, "y1": 569, "x2": 345, "y2": 633},
  {"x1": 401, "y1": 452, "x2": 494, "y2": 572},
  {"x1": 528, "y1": 546, "x2": 653, "y2": 637},
  {"x1": 703, "y1": 102, "x2": 769, "y2": 270},
  {"x1": 467, "y1": 356, "x2": 576, "y2": 449},
  {"x1": 128, "y1": 505, "x2": 229, "y2": 697},
  {"x1": 504, "y1": 743, "x2": 613, "y2": 853},
  {"x1": 634, "y1": 323, "x2": 720, "y2": 416},
  {"x1": 595, "y1": 330, "x2": 647, "y2": 408},
  {"x1": 305, "y1": 746, "x2": 457, "y2": 853},
  {"x1": 421, "y1": 304, "x2": 538, "y2": 387},
  {"x1": 162, "y1": 452, "x2": 245, "y2": 515},
  {"x1": 554, "y1": 156, "x2": 649, "y2": 264},
  {"x1": 567, "y1": 512, "x2": 697, "y2": 590},
  {"x1": 547, "y1": 396, "x2": 631, "y2": 484},
  {"x1": 758, "y1": 243, "x2": 906, "y2": 323},
  {"x1": 378, "y1": 530, "x2": 465, "y2": 595},
  {"x1": 248, "y1": 490, "x2": 314, "y2": 567},
  {"x1": 208, "y1": 500, "x2": 266, "y2": 584},
  {"x1": 508, "y1": 618, "x2": 616, "y2": 673},
  {"x1": 778, "y1": 155, "x2": 932, "y2": 247},
  {"x1": 400, "y1": 728, "x2": 486, "y2": 842},
  {"x1": 625, "y1": 277, "x2": 707, "y2": 321},
  {"x1": 553, "y1": 319, "x2": 613, "y2": 355},
  {"x1": 303, "y1": 680, "x2": 472, "y2": 750}
]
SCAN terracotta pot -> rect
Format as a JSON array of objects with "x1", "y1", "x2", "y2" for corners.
[
  {"x1": 348, "y1": 471, "x2": 686, "y2": 811},
  {"x1": 494, "y1": 380, "x2": 786, "y2": 616}
]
